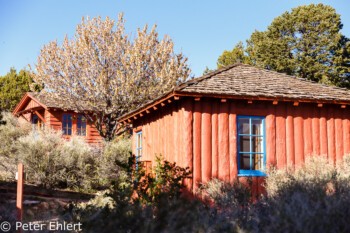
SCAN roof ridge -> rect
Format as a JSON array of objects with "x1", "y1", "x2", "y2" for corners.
[{"x1": 175, "y1": 63, "x2": 242, "y2": 91}]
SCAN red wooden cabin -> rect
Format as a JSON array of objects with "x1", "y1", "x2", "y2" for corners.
[
  {"x1": 119, "y1": 64, "x2": 350, "y2": 193},
  {"x1": 13, "y1": 92, "x2": 102, "y2": 145}
]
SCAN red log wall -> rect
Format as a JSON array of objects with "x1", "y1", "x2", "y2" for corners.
[
  {"x1": 47, "y1": 110, "x2": 102, "y2": 145},
  {"x1": 132, "y1": 98, "x2": 350, "y2": 193}
]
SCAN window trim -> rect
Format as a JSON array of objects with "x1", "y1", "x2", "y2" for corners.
[
  {"x1": 136, "y1": 131, "x2": 142, "y2": 171},
  {"x1": 237, "y1": 115, "x2": 266, "y2": 177},
  {"x1": 62, "y1": 113, "x2": 73, "y2": 136},
  {"x1": 76, "y1": 114, "x2": 87, "y2": 136}
]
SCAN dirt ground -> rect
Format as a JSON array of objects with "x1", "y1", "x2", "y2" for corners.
[{"x1": 0, "y1": 181, "x2": 94, "y2": 223}]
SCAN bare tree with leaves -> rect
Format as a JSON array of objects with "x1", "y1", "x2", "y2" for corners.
[{"x1": 31, "y1": 13, "x2": 191, "y2": 141}]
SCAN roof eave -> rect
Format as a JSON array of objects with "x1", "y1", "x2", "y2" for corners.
[
  {"x1": 118, "y1": 90, "x2": 350, "y2": 124},
  {"x1": 12, "y1": 92, "x2": 48, "y2": 116}
]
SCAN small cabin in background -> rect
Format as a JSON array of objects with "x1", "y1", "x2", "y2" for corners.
[
  {"x1": 119, "y1": 63, "x2": 350, "y2": 195},
  {"x1": 12, "y1": 92, "x2": 102, "y2": 145}
]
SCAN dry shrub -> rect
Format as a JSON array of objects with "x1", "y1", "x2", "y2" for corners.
[
  {"x1": 0, "y1": 112, "x2": 31, "y2": 180},
  {"x1": 0, "y1": 112, "x2": 132, "y2": 190}
]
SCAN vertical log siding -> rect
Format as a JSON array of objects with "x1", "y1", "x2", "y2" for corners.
[{"x1": 132, "y1": 98, "x2": 350, "y2": 192}]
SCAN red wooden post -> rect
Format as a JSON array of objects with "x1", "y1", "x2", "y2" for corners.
[
  {"x1": 201, "y1": 100, "x2": 212, "y2": 184},
  {"x1": 17, "y1": 163, "x2": 24, "y2": 223},
  {"x1": 211, "y1": 101, "x2": 219, "y2": 178},
  {"x1": 193, "y1": 101, "x2": 202, "y2": 192}
]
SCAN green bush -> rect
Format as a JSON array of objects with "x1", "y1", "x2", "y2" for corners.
[
  {"x1": 62, "y1": 155, "x2": 199, "y2": 233},
  {"x1": 134, "y1": 155, "x2": 192, "y2": 204}
]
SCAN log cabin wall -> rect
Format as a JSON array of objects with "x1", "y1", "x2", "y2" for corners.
[
  {"x1": 132, "y1": 97, "x2": 350, "y2": 193},
  {"x1": 47, "y1": 110, "x2": 102, "y2": 145}
]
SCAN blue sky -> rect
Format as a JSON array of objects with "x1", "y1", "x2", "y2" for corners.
[{"x1": 0, "y1": 0, "x2": 349, "y2": 78}]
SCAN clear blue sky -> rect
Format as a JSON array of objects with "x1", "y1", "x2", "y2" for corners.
[{"x1": 0, "y1": 0, "x2": 349, "y2": 78}]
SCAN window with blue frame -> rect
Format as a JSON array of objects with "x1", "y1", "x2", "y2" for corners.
[
  {"x1": 77, "y1": 115, "x2": 87, "y2": 136},
  {"x1": 237, "y1": 116, "x2": 266, "y2": 176},
  {"x1": 136, "y1": 131, "x2": 142, "y2": 171},
  {"x1": 62, "y1": 114, "x2": 73, "y2": 136}
]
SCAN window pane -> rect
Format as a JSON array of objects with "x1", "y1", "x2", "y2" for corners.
[
  {"x1": 240, "y1": 153, "x2": 251, "y2": 170},
  {"x1": 252, "y1": 136, "x2": 263, "y2": 153},
  {"x1": 77, "y1": 115, "x2": 82, "y2": 121},
  {"x1": 82, "y1": 123, "x2": 87, "y2": 129},
  {"x1": 252, "y1": 119, "x2": 263, "y2": 135},
  {"x1": 63, "y1": 114, "x2": 67, "y2": 121},
  {"x1": 83, "y1": 130, "x2": 86, "y2": 136},
  {"x1": 68, "y1": 129, "x2": 72, "y2": 135},
  {"x1": 252, "y1": 154, "x2": 264, "y2": 170},
  {"x1": 77, "y1": 122, "x2": 81, "y2": 129},
  {"x1": 138, "y1": 134, "x2": 142, "y2": 148},
  {"x1": 239, "y1": 118, "x2": 250, "y2": 134},
  {"x1": 239, "y1": 136, "x2": 250, "y2": 152},
  {"x1": 63, "y1": 129, "x2": 67, "y2": 135},
  {"x1": 68, "y1": 121, "x2": 72, "y2": 128}
]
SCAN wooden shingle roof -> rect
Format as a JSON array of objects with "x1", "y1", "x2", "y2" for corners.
[
  {"x1": 176, "y1": 63, "x2": 350, "y2": 101},
  {"x1": 28, "y1": 92, "x2": 94, "y2": 111},
  {"x1": 118, "y1": 63, "x2": 350, "y2": 122}
]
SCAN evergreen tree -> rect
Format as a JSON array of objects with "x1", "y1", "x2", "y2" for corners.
[
  {"x1": 214, "y1": 4, "x2": 350, "y2": 87},
  {"x1": 217, "y1": 41, "x2": 251, "y2": 69},
  {"x1": 0, "y1": 68, "x2": 42, "y2": 112}
]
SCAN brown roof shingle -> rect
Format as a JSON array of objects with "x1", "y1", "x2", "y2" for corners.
[
  {"x1": 118, "y1": 63, "x2": 350, "y2": 121},
  {"x1": 28, "y1": 92, "x2": 93, "y2": 111},
  {"x1": 176, "y1": 63, "x2": 350, "y2": 101}
]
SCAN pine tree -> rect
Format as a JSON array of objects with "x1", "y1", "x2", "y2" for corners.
[
  {"x1": 0, "y1": 68, "x2": 41, "y2": 112},
  {"x1": 214, "y1": 4, "x2": 350, "y2": 87}
]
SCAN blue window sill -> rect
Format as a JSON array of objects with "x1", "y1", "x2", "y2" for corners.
[{"x1": 238, "y1": 170, "x2": 267, "y2": 177}]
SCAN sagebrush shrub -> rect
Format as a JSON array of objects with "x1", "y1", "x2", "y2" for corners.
[
  {"x1": 96, "y1": 138, "x2": 132, "y2": 187},
  {"x1": 0, "y1": 112, "x2": 132, "y2": 190},
  {"x1": 0, "y1": 112, "x2": 31, "y2": 180}
]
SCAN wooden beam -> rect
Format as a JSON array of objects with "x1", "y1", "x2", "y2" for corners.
[
  {"x1": 221, "y1": 99, "x2": 227, "y2": 103},
  {"x1": 273, "y1": 101, "x2": 278, "y2": 105},
  {"x1": 194, "y1": 97, "x2": 201, "y2": 101},
  {"x1": 174, "y1": 96, "x2": 180, "y2": 100},
  {"x1": 247, "y1": 100, "x2": 253, "y2": 104},
  {"x1": 318, "y1": 103, "x2": 323, "y2": 107},
  {"x1": 293, "y1": 102, "x2": 299, "y2": 106},
  {"x1": 34, "y1": 110, "x2": 46, "y2": 123},
  {"x1": 341, "y1": 105, "x2": 346, "y2": 109}
]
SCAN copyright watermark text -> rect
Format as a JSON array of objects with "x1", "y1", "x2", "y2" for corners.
[
  {"x1": 0, "y1": 220, "x2": 82, "y2": 232},
  {"x1": 0, "y1": 221, "x2": 11, "y2": 232}
]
